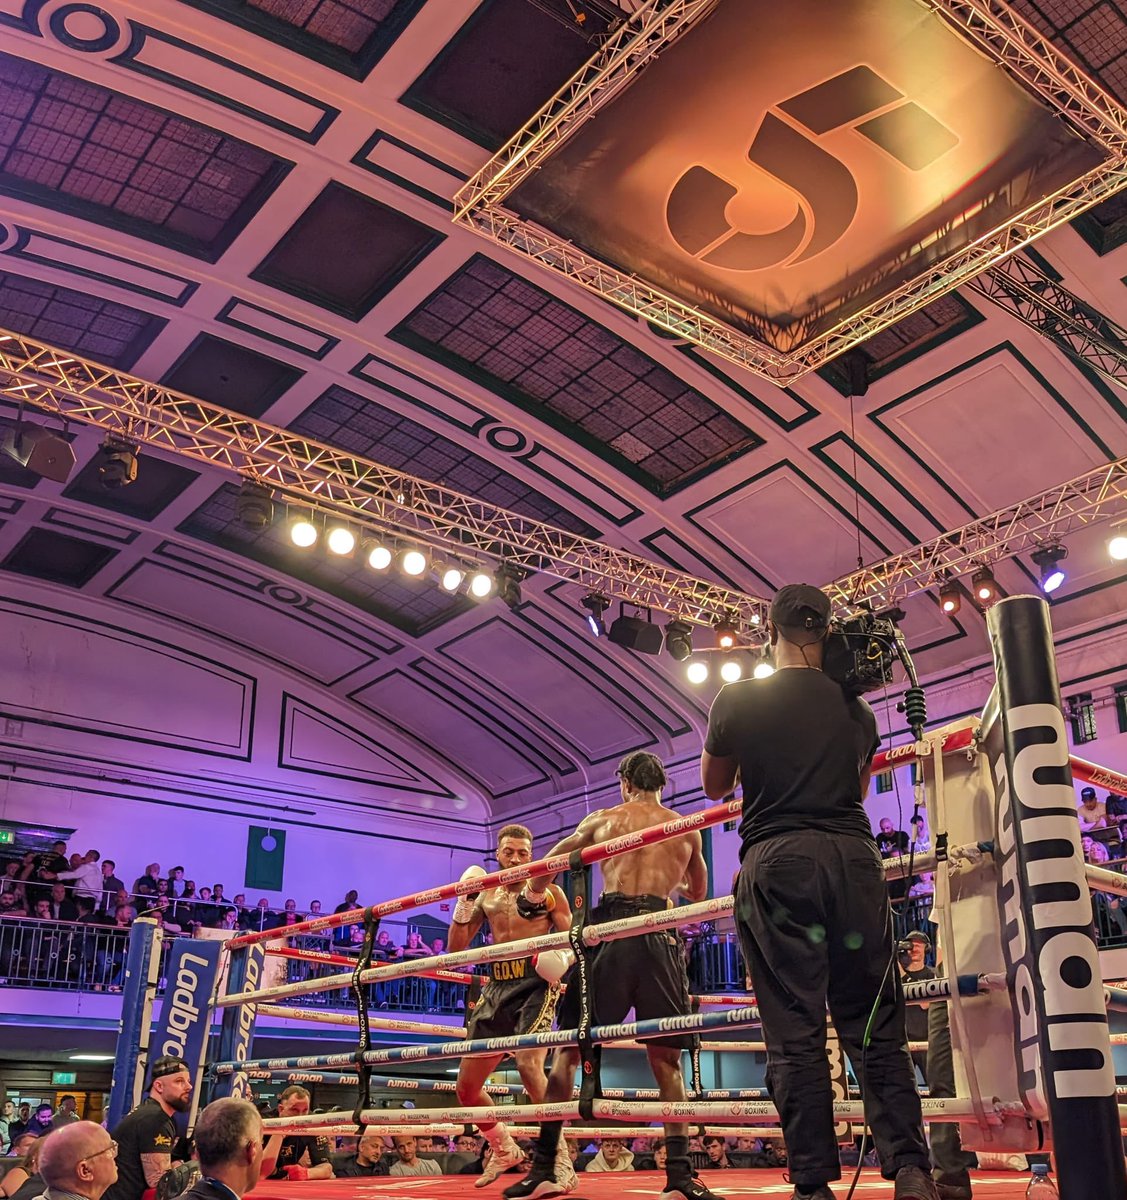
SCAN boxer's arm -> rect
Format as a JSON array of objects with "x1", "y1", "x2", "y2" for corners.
[
  {"x1": 548, "y1": 884, "x2": 571, "y2": 930},
  {"x1": 680, "y1": 831, "x2": 708, "y2": 903},
  {"x1": 518, "y1": 813, "x2": 605, "y2": 914},
  {"x1": 446, "y1": 898, "x2": 484, "y2": 952}
]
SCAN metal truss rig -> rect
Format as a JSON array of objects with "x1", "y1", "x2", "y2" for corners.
[
  {"x1": 824, "y1": 455, "x2": 1127, "y2": 613},
  {"x1": 0, "y1": 329, "x2": 770, "y2": 630},
  {"x1": 968, "y1": 253, "x2": 1127, "y2": 390}
]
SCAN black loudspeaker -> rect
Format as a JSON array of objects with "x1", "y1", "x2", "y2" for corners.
[
  {"x1": 608, "y1": 613, "x2": 663, "y2": 656},
  {"x1": 2, "y1": 424, "x2": 75, "y2": 483}
]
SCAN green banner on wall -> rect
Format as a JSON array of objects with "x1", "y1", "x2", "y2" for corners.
[{"x1": 245, "y1": 826, "x2": 286, "y2": 891}]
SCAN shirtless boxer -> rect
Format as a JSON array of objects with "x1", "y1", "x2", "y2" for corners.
[
  {"x1": 449, "y1": 824, "x2": 572, "y2": 1188},
  {"x1": 502, "y1": 751, "x2": 722, "y2": 1200}
]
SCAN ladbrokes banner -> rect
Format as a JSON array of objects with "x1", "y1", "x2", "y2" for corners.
[
  {"x1": 151, "y1": 938, "x2": 222, "y2": 1078},
  {"x1": 509, "y1": 0, "x2": 1103, "y2": 350},
  {"x1": 984, "y1": 596, "x2": 1126, "y2": 1197}
]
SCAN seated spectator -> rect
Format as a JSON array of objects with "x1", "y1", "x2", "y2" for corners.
[
  {"x1": 186, "y1": 1097, "x2": 263, "y2": 1200},
  {"x1": 388, "y1": 1137, "x2": 439, "y2": 1178},
  {"x1": 7, "y1": 1107, "x2": 32, "y2": 1145},
  {"x1": 46, "y1": 884, "x2": 78, "y2": 922},
  {"x1": 0, "y1": 892, "x2": 27, "y2": 918},
  {"x1": 452, "y1": 1134, "x2": 480, "y2": 1156},
  {"x1": 192, "y1": 888, "x2": 216, "y2": 928},
  {"x1": 730, "y1": 1136, "x2": 764, "y2": 1168},
  {"x1": 25, "y1": 1107, "x2": 52, "y2": 1140},
  {"x1": 909, "y1": 814, "x2": 930, "y2": 853},
  {"x1": 212, "y1": 885, "x2": 227, "y2": 907},
  {"x1": 701, "y1": 1137, "x2": 732, "y2": 1169},
  {"x1": 262, "y1": 1087, "x2": 332, "y2": 1181},
  {"x1": 133, "y1": 864, "x2": 161, "y2": 898},
  {"x1": 240, "y1": 900, "x2": 277, "y2": 933},
  {"x1": 308, "y1": 900, "x2": 322, "y2": 916},
  {"x1": 1, "y1": 861, "x2": 24, "y2": 901},
  {"x1": 331, "y1": 1132, "x2": 387, "y2": 1178},
  {"x1": 1107, "y1": 793, "x2": 1127, "y2": 822},
  {"x1": 282, "y1": 900, "x2": 298, "y2": 918},
  {"x1": 585, "y1": 1137, "x2": 634, "y2": 1172},
  {"x1": 1078, "y1": 786, "x2": 1107, "y2": 831},
  {"x1": 1, "y1": 1128, "x2": 45, "y2": 1200}
]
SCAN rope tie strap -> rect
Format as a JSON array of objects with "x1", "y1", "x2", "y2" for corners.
[
  {"x1": 568, "y1": 851, "x2": 600, "y2": 1121},
  {"x1": 350, "y1": 908, "x2": 379, "y2": 1133}
]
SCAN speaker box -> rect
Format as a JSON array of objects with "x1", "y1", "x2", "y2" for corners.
[
  {"x1": 2, "y1": 425, "x2": 75, "y2": 483},
  {"x1": 608, "y1": 614, "x2": 663, "y2": 656}
]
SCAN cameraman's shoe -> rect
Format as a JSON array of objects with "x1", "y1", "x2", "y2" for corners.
[
  {"x1": 658, "y1": 1176, "x2": 727, "y2": 1200},
  {"x1": 501, "y1": 1170, "x2": 566, "y2": 1200},
  {"x1": 790, "y1": 1187, "x2": 835, "y2": 1199},
  {"x1": 894, "y1": 1166, "x2": 940, "y2": 1199}
]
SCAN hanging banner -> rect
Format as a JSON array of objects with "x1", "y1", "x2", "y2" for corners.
[{"x1": 984, "y1": 594, "x2": 1126, "y2": 1198}]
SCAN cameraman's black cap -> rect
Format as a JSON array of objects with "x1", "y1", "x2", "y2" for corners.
[
  {"x1": 770, "y1": 583, "x2": 831, "y2": 630},
  {"x1": 903, "y1": 929, "x2": 931, "y2": 947}
]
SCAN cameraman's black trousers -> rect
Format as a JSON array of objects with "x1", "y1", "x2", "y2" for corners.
[{"x1": 735, "y1": 831, "x2": 931, "y2": 1189}]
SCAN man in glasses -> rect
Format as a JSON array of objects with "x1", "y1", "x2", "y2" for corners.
[
  {"x1": 104, "y1": 1055, "x2": 193, "y2": 1200},
  {"x1": 39, "y1": 1121, "x2": 119, "y2": 1200}
]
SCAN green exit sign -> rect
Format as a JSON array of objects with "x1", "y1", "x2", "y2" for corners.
[
  {"x1": 0, "y1": 830, "x2": 13, "y2": 845},
  {"x1": 51, "y1": 1071, "x2": 77, "y2": 1086}
]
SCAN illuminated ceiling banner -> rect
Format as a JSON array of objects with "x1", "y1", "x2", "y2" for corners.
[{"x1": 457, "y1": 0, "x2": 1126, "y2": 379}]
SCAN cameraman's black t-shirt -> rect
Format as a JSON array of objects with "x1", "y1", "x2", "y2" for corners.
[{"x1": 704, "y1": 668, "x2": 880, "y2": 858}]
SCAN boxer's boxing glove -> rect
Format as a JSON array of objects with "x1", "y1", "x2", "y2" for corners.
[{"x1": 452, "y1": 865, "x2": 487, "y2": 924}]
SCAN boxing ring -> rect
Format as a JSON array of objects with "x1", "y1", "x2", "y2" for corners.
[{"x1": 107, "y1": 595, "x2": 1127, "y2": 1199}]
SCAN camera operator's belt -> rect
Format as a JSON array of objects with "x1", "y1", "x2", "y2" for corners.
[{"x1": 489, "y1": 957, "x2": 533, "y2": 982}]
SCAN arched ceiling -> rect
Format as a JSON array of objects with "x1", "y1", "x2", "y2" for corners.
[{"x1": 0, "y1": 0, "x2": 1126, "y2": 822}]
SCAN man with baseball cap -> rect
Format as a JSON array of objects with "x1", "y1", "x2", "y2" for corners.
[
  {"x1": 104, "y1": 1055, "x2": 192, "y2": 1200},
  {"x1": 700, "y1": 584, "x2": 936, "y2": 1200},
  {"x1": 1077, "y1": 785, "x2": 1107, "y2": 832}
]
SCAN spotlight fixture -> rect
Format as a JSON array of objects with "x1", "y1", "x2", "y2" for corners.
[
  {"x1": 440, "y1": 565, "x2": 465, "y2": 592},
  {"x1": 753, "y1": 644, "x2": 775, "y2": 679},
  {"x1": 97, "y1": 436, "x2": 138, "y2": 489},
  {"x1": 720, "y1": 657, "x2": 743, "y2": 683},
  {"x1": 326, "y1": 526, "x2": 356, "y2": 556},
  {"x1": 938, "y1": 578, "x2": 961, "y2": 616},
  {"x1": 235, "y1": 480, "x2": 273, "y2": 529},
  {"x1": 366, "y1": 541, "x2": 392, "y2": 570},
  {"x1": 580, "y1": 593, "x2": 611, "y2": 637},
  {"x1": 400, "y1": 546, "x2": 428, "y2": 577},
  {"x1": 468, "y1": 570, "x2": 494, "y2": 599},
  {"x1": 664, "y1": 619, "x2": 694, "y2": 662},
  {"x1": 1, "y1": 420, "x2": 75, "y2": 483},
  {"x1": 1031, "y1": 544, "x2": 1068, "y2": 594},
  {"x1": 494, "y1": 562, "x2": 524, "y2": 610},
  {"x1": 686, "y1": 660, "x2": 709, "y2": 685},
  {"x1": 1110, "y1": 532, "x2": 1127, "y2": 562},
  {"x1": 290, "y1": 518, "x2": 318, "y2": 548},
  {"x1": 608, "y1": 605, "x2": 663, "y2": 655},
  {"x1": 713, "y1": 615, "x2": 738, "y2": 650},
  {"x1": 971, "y1": 565, "x2": 998, "y2": 606}
]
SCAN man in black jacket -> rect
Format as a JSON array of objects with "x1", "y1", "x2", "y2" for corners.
[{"x1": 702, "y1": 584, "x2": 936, "y2": 1200}]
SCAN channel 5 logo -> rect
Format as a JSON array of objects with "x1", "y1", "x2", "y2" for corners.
[{"x1": 666, "y1": 65, "x2": 958, "y2": 271}]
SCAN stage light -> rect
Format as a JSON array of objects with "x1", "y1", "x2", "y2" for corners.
[
  {"x1": 441, "y1": 565, "x2": 465, "y2": 592},
  {"x1": 494, "y1": 562, "x2": 524, "y2": 610},
  {"x1": 290, "y1": 519, "x2": 318, "y2": 548},
  {"x1": 608, "y1": 607, "x2": 663, "y2": 655},
  {"x1": 400, "y1": 547, "x2": 428, "y2": 577},
  {"x1": 326, "y1": 526, "x2": 355, "y2": 556},
  {"x1": 1108, "y1": 533, "x2": 1127, "y2": 562},
  {"x1": 580, "y1": 593, "x2": 611, "y2": 637},
  {"x1": 1, "y1": 421, "x2": 75, "y2": 483},
  {"x1": 469, "y1": 570, "x2": 493, "y2": 599},
  {"x1": 720, "y1": 657, "x2": 743, "y2": 683},
  {"x1": 366, "y1": 542, "x2": 392, "y2": 570},
  {"x1": 97, "y1": 436, "x2": 138, "y2": 489},
  {"x1": 1032, "y1": 544, "x2": 1067, "y2": 594},
  {"x1": 664, "y1": 620, "x2": 694, "y2": 662},
  {"x1": 753, "y1": 644, "x2": 775, "y2": 679},
  {"x1": 235, "y1": 480, "x2": 273, "y2": 529},
  {"x1": 939, "y1": 579, "x2": 961, "y2": 615},
  {"x1": 686, "y1": 660, "x2": 709, "y2": 685},
  {"x1": 714, "y1": 616, "x2": 738, "y2": 650},
  {"x1": 971, "y1": 565, "x2": 998, "y2": 605}
]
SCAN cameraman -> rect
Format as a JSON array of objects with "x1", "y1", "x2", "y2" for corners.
[
  {"x1": 701, "y1": 584, "x2": 935, "y2": 1200},
  {"x1": 897, "y1": 931, "x2": 933, "y2": 1079}
]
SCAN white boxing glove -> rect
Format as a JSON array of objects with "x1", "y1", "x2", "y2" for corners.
[
  {"x1": 533, "y1": 948, "x2": 575, "y2": 984},
  {"x1": 453, "y1": 865, "x2": 488, "y2": 924}
]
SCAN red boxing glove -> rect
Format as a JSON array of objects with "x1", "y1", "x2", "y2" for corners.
[{"x1": 284, "y1": 1166, "x2": 309, "y2": 1181}]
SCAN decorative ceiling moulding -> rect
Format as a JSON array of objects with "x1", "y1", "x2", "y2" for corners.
[{"x1": 454, "y1": 0, "x2": 1127, "y2": 382}]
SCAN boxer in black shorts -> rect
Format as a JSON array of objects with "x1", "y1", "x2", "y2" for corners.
[
  {"x1": 554, "y1": 893, "x2": 693, "y2": 1050},
  {"x1": 449, "y1": 824, "x2": 571, "y2": 1189},
  {"x1": 503, "y1": 752, "x2": 722, "y2": 1200}
]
